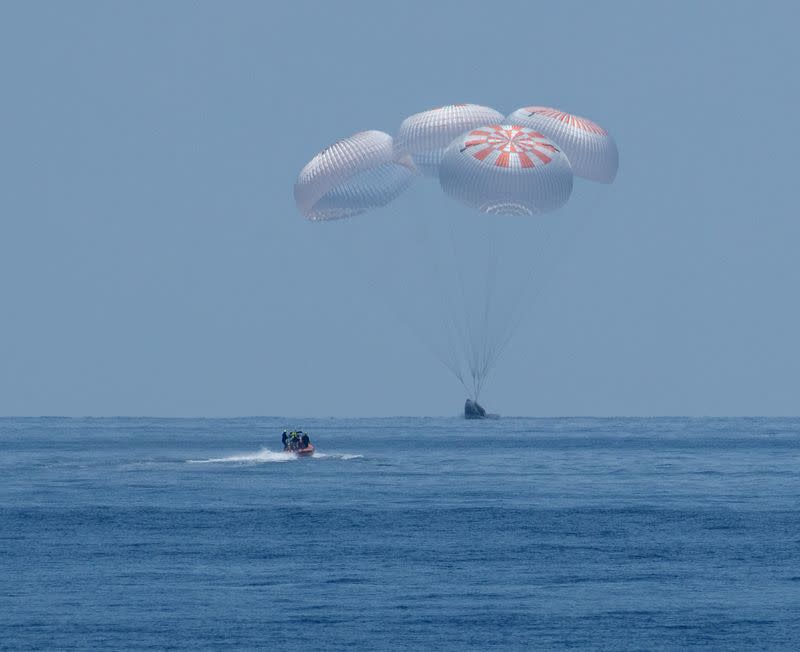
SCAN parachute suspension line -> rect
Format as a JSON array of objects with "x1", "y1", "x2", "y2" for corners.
[
  {"x1": 488, "y1": 212, "x2": 589, "y2": 379},
  {"x1": 463, "y1": 215, "x2": 571, "y2": 400},
  {"x1": 489, "y1": 224, "x2": 555, "y2": 372},
  {"x1": 427, "y1": 241, "x2": 465, "y2": 388},
  {"x1": 461, "y1": 216, "x2": 499, "y2": 401},
  {"x1": 418, "y1": 208, "x2": 582, "y2": 404},
  {"x1": 462, "y1": 216, "x2": 493, "y2": 400},
  {"x1": 414, "y1": 214, "x2": 475, "y2": 397},
  {"x1": 427, "y1": 210, "x2": 498, "y2": 402},
  {"x1": 393, "y1": 209, "x2": 478, "y2": 400},
  {"x1": 440, "y1": 291, "x2": 472, "y2": 397},
  {"x1": 445, "y1": 211, "x2": 481, "y2": 400},
  {"x1": 321, "y1": 214, "x2": 471, "y2": 400},
  {"x1": 475, "y1": 219, "x2": 500, "y2": 399},
  {"x1": 432, "y1": 216, "x2": 468, "y2": 394},
  {"x1": 487, "y1": 221, "x2": 561, "y2": 378}
]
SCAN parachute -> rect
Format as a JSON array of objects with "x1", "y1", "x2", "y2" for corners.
[
  {"x1": 294, "y1": 105, "x2": 616, "y2": 404},
  {"x1": 395, "y1": 104, "x2": 504, "y2": 177},
  {"x1": 505, "y1": 107, "x2": 618, "y2": 183},
  {"x1": 439, "y1": 125, "x2": 573, "y2": 216},
  {"x1": 294, "y1": 130, "x2": 416, "y2": 221}
]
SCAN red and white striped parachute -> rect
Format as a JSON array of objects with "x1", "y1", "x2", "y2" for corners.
[
  {"x1": 395, "y1": 104, "x2": 504, "y2": 177},
  {"x1": 505, "y1": 107, "x2": 618, "y2": 184},
  {"x1": 294, "y1": 130, "x2": 416, "y2": 221},
  {"x1": 439, "y1": 125, "x2": 573, "y2": 215}
]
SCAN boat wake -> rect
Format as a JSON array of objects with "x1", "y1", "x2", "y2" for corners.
[
  {"x1": 188, "y1": 448, "x2": 293, "y2": 464},
  {"x1": 186, "y1": 448, "x2": 363, "y2": 464}
]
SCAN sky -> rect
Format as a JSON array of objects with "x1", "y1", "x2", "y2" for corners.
[{"x1": 1, "y1": 0, "x2": 798, "y2": 417}]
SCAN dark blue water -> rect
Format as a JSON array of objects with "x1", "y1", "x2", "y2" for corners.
[{"x1": 2, "y1": 417, "x2": 799, "y2": 650}]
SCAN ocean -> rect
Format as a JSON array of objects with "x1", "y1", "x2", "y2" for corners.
[{"x1": 2, "y1": 417, "x2": 799, "y2": 650}]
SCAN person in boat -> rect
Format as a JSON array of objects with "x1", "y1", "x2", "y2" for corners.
[
  {"x1": 281, "y1": 430, "x2": 289, "y2": 450},
  {"x1": 300, "y1": 432, "x2": 310, "y2": 449},
  {"x1": 290, "y1": 431, "x2": 301, "y2": 450}
]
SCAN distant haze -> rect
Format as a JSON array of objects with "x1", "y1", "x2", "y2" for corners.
[{"x1": 1, "y1": 1, "x2": 798, "y2": 416}]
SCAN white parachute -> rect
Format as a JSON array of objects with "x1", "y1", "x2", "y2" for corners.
[
  {"x1": 395, "y1": 104, "x2": 504, "y2": 177},
  {"x1": 505, "y1": 106, "x2": 618, "y2": 183},
  {"x1": 294, "y1": 130, "x2": 416, "y2": 221}
]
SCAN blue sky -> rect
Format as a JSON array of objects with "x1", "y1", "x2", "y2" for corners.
[{"x1": 1, "y1": 1, "x2": 798, "y2": 416}]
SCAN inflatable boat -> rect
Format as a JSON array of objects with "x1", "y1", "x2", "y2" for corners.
[{"x1": 294, "y1": 444, "x2": 315, "y2": 457}]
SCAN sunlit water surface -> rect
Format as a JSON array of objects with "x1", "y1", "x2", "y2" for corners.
[{"x1": 2, "y1": 417, "x2": 799, "y2": 649}]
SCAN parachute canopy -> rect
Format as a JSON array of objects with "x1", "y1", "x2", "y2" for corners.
[
  {"x1": 294, "y1": 130, "x2": 416, "y2": 221},
  {"x1": 439, "y1": 125, "x2": 573, "y2": 215},
  {"x1": 395, "y1": 104, "x2": 504, "y2": 177},
  {"x1": 505, "y1": 107, "x2": 618, "y2": 183}
]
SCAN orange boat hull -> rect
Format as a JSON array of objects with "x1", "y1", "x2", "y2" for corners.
[{"x1": 295, "y1": 444, "x2": 315, "y2": 457}]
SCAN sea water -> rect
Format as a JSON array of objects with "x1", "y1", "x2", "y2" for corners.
[{"x1": 2, "y1": 417, "x2": 799, "y2": 650}]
